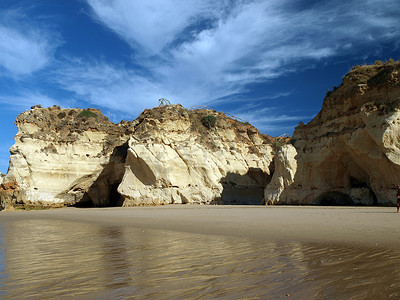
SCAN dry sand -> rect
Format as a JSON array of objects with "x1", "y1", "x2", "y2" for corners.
[{"x1": 1, "y1": 205, "x2": 400, "y2": 248}]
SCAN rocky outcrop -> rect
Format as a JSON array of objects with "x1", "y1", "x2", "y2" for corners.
[
  {"x1": 6, "y1": 61, "x2": 400, "y2": 208},
  {"x1": 119, "y1": 105, "x2": 273, "y2": 206},
  {"x1": 265, "y1": 60, "x2": 400, "y2": 205},
  {"x1": 1, "y1": 104, "x2": 274, "y2": 208},
  {"x1": 263, "y1": 144, "x2": 297, "y2": 205},
  {"x1": 1, "y1": 106, "x2": 134, "y2": 208}
]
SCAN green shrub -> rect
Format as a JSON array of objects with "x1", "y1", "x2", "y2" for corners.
[
  {"x1": 201, "y1": 115, "x2": 216, "y2": 129},
  {"x1": 271, "y1": 141, "x2": 284, "y2": 153},
  {"x1": 78, "y1": 110, "x2": 97, "y2": 118}
]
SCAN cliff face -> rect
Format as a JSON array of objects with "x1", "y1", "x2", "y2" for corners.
[
  {"x1": 1, "y1": 104, "x2": 273, "y2": 208},
  {"x1": 265, "y1": 61, "x2": 400, "y2": 205},
  {"x1": 4, "y1": 62, "x2": 400, "y2": 208},
  {"x1": 0, "y1": 106, "x2": 134, "y2": 208},
  {"x1": 119, "y1": 105, "x2": 273, "y2": 206}
]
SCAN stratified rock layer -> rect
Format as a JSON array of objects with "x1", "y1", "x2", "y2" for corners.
[
  {"x1": 1, "y1": 106, "x2": 133, "y2": 208},
  {"x1": 5, "y1": 62, "x2": 400, "y2": 208},
  {"x1": 1, "y1": 104, "x2": 273, "y2": 208},
  {"x1": 119, "y1": 105, "x2": 273, "y2": 206},
  {"x1": 265, "y1": 61, "x2": 400, "y2": 205}
]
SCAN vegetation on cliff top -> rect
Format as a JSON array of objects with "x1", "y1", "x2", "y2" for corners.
[
  {"x1": 201, "y1": 115, "x2": 217, "y2": 129},
  {"x1": 77, "y1": 110, "x2": 98, "y2": 119},
  {"x1": 322, "y1": 59, "x2": 400, "y2": 106}
]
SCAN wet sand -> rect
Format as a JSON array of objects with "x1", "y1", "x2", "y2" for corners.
[{"x1": 1, "y1": 205, "x2": 400, "y2": 248}]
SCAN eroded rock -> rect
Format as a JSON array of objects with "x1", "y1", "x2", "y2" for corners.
[
  {"x1": 1, "y1": 106, "x2": 134, "y2": 208},
  {"x1": 265, "y1": 60, "x2": 400, "y2": 205},
  {"x1": 118, "y1": 105, "x2": 273, "y2": 206},
  {"x1": 1, "y1": 104, "x2": 274, "y2": 208}
]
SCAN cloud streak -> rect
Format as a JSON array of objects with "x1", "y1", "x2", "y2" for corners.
[
  {"x1": 80, "y1": 0, "x2": 400, "y2": 111},
  {"x1": 2, "y1": 0, "x2": 400, "y2": 123},
  {"x1": 0, "y1": 9, "x2": 60, "y2": 76},
  {"x1": 86, "y1": 0, "x2": 225, "y2": 53}
]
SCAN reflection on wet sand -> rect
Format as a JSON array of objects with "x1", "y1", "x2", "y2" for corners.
[{"x1": 0, "y1": 219, "x2": 399, "y2": 299}]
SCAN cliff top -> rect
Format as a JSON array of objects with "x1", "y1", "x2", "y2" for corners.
[
  {"x1": 297, "y1": 60, "x2": 400, "y2": 132},
  {"x1": 345, "y1": 59, "x2": 400, "y2": 84},
  {"x1": 18, "y1": 105, "x2": 134, "y2": 136},
  {"x1": 324, "y1": 59, "x2": 400, "y2": 104},
  {"x1": 134, "y1": 104, "x2": 272, "y2": 148},
  {"x1": 15, "y1": 104, "x2": 274, "y2": 151}
]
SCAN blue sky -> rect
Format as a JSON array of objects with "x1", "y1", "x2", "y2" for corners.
[{"x1": 0, "y1": 0, "x2": 400, "y2": 173}]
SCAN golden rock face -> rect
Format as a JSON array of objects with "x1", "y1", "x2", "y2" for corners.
[
  {"x1": 1, "y1": 104, "x2": 274, "y2": 208},
  {"x1": 265, "y1": 61, "x2": 400, "y2": 206}
]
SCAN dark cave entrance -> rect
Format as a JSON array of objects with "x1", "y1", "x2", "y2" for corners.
[
  {"x1": 344, "y1": 160, "x2": 378, "y2": 205},
  {"x1": 107, "y1": 183, "x2": 124, "y2": 207},
  {"x1": 315, "y1": 157, "x2": 378, "y2": 206},
  {"x1": 349, "y1": 176, "x2": 378, "y2": 205},
  {"x1": 219, "y1": 167, "x2": 272, "y2": 205},
  {"x1": 72, "y1": 143, "x2": 128, "y2": 208},
  {"x1": 317, "y1": 191, "x2": 354, "y2": 206},
  {"x1": 72, "y1": 178, "x2": 124, "y2": 208}
]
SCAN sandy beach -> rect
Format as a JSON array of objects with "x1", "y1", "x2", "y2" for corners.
[
  {"x1": 1, "y1": 205, "x2": 400, "y2": 248},
  {"x1": 3, "y1": 205, "x2": 400, "y2": 298}
]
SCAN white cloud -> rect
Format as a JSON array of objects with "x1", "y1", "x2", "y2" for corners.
[
  {"x1": 44, "y1": 0, "x2": 400, "y2": 121},
  {"x1": 0, "y1": 9, "x2": 59, "y2": 76},
  {"x1": 0, "y1": 26, "x2": 50, "y2": 75},
  {"x1": 52, "y1": 59, "x2": 176, "y2": 115},
  {"x1": 83, "y1": 0, "x2": 400, "y2": 110},
  {"x1": 86, "y1": 0, "x2": 224, "y2": 53}
]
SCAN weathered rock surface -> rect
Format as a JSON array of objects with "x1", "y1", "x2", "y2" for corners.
[
  {"x1": 119, "y1": 105, "x2": 273, "y2": 206},
  {"x1": 1, "y1": 104, "x2": 273, "y2": 208},
  {"x1": 263, "y1": 144, "x2": 297, "y2": 205},
  {"x1": 1, "y1": 106, "x2": 133, "y2": 208},
  {"x1": 5, "y1": 61, "x2": 400, "y2": 208},
  {"x1": 265, "y1": 60, "x2": 400, "y2": 205}
]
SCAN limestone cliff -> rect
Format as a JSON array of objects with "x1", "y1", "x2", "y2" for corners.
[
  {"x1": 1, "y1": 104, "x2": 273, "y2": 208},
  {"x1": 0, "y1": 106, "x2": 134, "y2": 208},
  {"x1": 6, "y1": 61, "x2": 399, "y2": 209},
  {"x1": 119, "y1": 105, "x2": 273, "y2": 206},
  {"x1": 265, "y1": 60, "x2": 400, "y2": 205}
]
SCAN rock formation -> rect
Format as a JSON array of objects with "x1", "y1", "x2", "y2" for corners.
[
  {"x1": 3, "y1": 61, "x2": 400, "y2": 209},
  {"x1": 265, "y1": 60, "x2": 400, "y2": 205},
  {"x1": 0, "y1": 106, "x2": 134, "y2": 208},
  {"x1": 0, "y1": 104, "x2": 273, "y2": 208},
  {"x1": 119, "y1": 105, "x2": 273, "y2": 206}
]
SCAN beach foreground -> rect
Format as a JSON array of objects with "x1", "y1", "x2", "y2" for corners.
[
  {"x1": 2, "y1": 205, "x2": 400, "y2": 248},
  {"x1": 2, "y1": 205, "x2": 400, "y2": 298}
]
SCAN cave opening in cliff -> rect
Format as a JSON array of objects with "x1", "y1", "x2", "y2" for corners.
[
  {"x1": 73, "y1": 182, "x2": 123, "y2": 207},
  {"x1": 72, "y1": 143, "x2": 128, "y2": 208},
  {"x1": 317, "y1": 191, "x2": 354, "y2": 206},
  {"x1": 219, "y1": 168, "x2": 272, "y2": 205},
  {"x1": 107, "y1": 183, "x2": 124, "y2": 207},
  {"x1": 349, "y1": 176, "x2": 378, "y2": 205}
]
